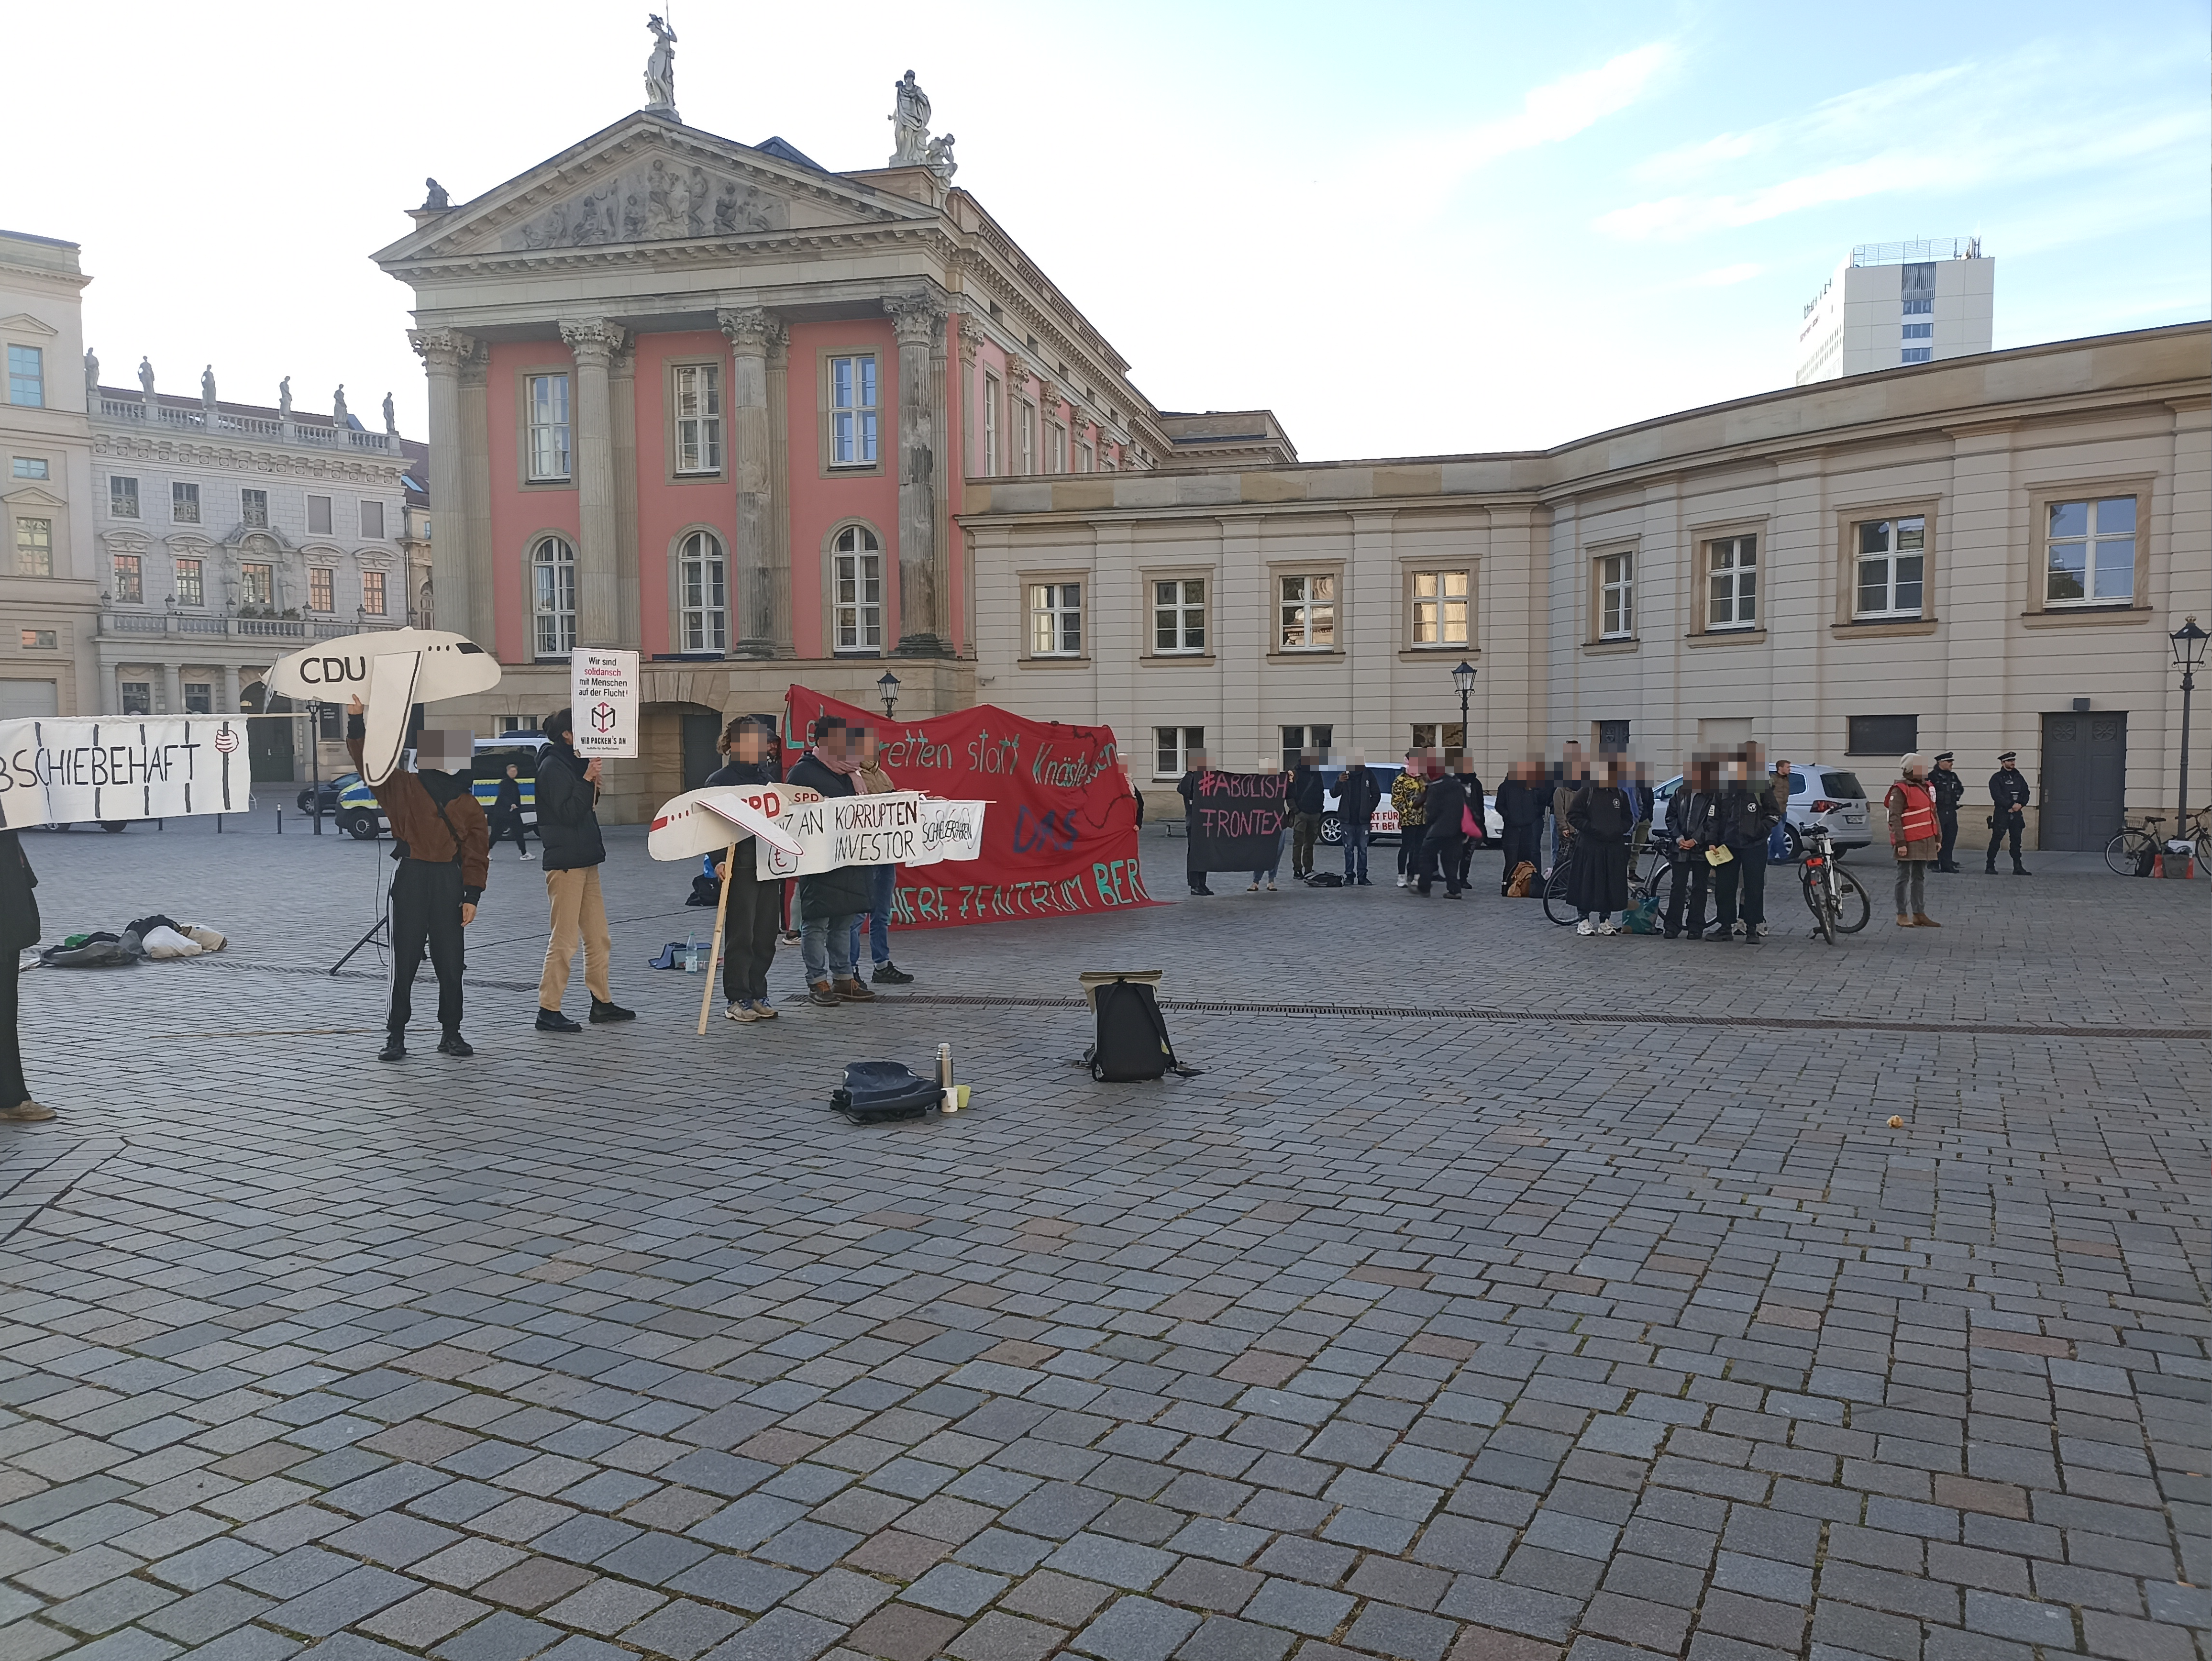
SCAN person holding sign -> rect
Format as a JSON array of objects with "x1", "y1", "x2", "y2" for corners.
[
  {"x1": 346, "y1": 698, "x2": 489, "y2": 1060},
  {"x1": 534, "y1": 708, "x2": 636, "y2": 1032},
  {"x1": 706, "y1": 717, "x2": 784, "y2": 1022},
  {"x1": 786, "y1": 716, "x2": 876, "y2": 1007},
  {"x1": 0, "y1": 830, "x2": 53, "y2": 1120}
]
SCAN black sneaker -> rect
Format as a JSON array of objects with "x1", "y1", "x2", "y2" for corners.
[
  {"x1": 589, "y1": 998, "x2": 637, "y2": 1023},
  {"x1": 536, "y1": 1008, "x2": 582, "y2": 1033},
  {"x1": 437, "y1": 1032, "x2": 475, "y2": 1057},
  {"x1": 377, "y1": 1034, "x2": 406, "y2": 1062},
  {"x1": 872, "y1": 963, "x2": 915, "y2": 985}
]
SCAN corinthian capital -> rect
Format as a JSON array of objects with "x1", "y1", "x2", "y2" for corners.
[
  {"x1": 557, "y1": 317, "x2": 628, "y2": 365},
  {"x1": 885, "y1": 290, "x2": 945, "y2": 347},
  {"x1": 953, "y1": 315, "x2": 980, "y2": 368},
  {"x1": 1000, "y1": 353, "x2": 1028, "y2": 390},
  {"x1": 408, "y1": 327, "x2": 475, "y2": 374},
  {"x1": 717, "y1": 307, "x2": 785, "y2": 353}
]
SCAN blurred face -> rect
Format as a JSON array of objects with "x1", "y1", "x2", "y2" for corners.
[
  {"x1": 736, "y1": 728, "x2": 768, "y2": 764},
  {"x1": 505, "y1": 764, "x2": 518, "y2": 778},
  {"x1": 857, "y1": 729, "x2": 879, "y2": 764},
  {"x1": 1190, "y1": 750, "x2": 1206, "y2": 771}
]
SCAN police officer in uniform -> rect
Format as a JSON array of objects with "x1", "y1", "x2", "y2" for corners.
[
  {"x1": 1985, "y1": 750, "x2": 2032, "y2": 875},
  {"x1": 1931, "y1": 751, "x2": 1966, "y2": 871}
]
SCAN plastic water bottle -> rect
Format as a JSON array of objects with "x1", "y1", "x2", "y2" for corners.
[{"x1": 684, "y1": 930, "x2": 698, "y2": 972}]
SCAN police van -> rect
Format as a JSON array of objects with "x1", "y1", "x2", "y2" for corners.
[{"x1": 333, "y1": 733, "x2": 550, "y2": 841}]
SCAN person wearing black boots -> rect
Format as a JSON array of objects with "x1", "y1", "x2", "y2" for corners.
[
  {"x1": 1931, "y1": 752, "x2": 1966, "y2": 872},
  {"x1": 1176, "y1": 751, "x2": 1216, "y2": 895},
  {"x1": 1986, "y1": 751, "x2": 2032, "y2": 875}
]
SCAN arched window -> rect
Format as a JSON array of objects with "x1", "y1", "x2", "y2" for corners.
[
  {"x1": 532, "y1": 535, "x2": 576, "y2": 657},
  {"x1": 678, "y1": 531, "x2": 727, "y2": 653},
  {"x1": 831, "y1": 524, "x2": 883, "y2": 653}
]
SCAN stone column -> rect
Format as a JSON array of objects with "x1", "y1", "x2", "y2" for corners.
[
  {"x1": 610, "y1": 334, "x2": 641, "y2": 650},
  {"x1": 222, "y1": 664, "x2": 240, "y2": 714},
  {"x1": 162, "y1": 662, "x2": 183, "y2": 718},
  {"x1": 887, "y1": 292, "x2": 947, "y2": 656},
  {"x1": 409, "y1": 328, "x2": 476, "y2": 644},
  {"x1": 765, "y1": 325, "x2": 794, "y2": 655},
  {"x1": 558, "y1": 318, "x2": 626, "y2": 648},
  {"x1": 458, "y1": 341, "x2": 494, "y2": 650},
  {"x1": 719, "y1": 308, "x2": 782, "y2": 658}
]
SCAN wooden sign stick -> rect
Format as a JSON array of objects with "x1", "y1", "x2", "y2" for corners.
[{"x1": 696, "y1": 841, "x2": 737, "y2": 1036}]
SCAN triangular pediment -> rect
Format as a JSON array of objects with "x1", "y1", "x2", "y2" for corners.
[
  {"x1": 0, "y1": 313, "x2": 58, "y2": 338},
  {"x1": 378, "y1": 114, "x2": 928, "y2": 266},
  {"x1": 1, "y1": 483, "x2": 66, "y2": 508}
]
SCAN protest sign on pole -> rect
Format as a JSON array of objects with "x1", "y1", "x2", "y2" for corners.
[
  {"x1": 754, "y1": 792, "x2": 987, "y2": 878},
  {"x1": 0, "y1": 717, "x2": 238, "y2": 828},
  {"x1": 570, "y1": 649, "x2": 639, "y2": 758},
  {"x1": 1184, "y1": 770, "x2": 1288, "y2": 871}
]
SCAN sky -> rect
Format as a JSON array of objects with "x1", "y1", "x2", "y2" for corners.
[{"x1": 6, "y1": 0, "x2": 2206, "y2": 461}]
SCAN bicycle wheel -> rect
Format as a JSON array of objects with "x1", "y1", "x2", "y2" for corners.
[
  {"x1": 2104, "y1": 829, "x2": 2154, "y2": 876},
  {"x1": 1542, "y1": 860, "x2": 1579, "y2": 926},
  {"x1": 1833, "y1": 868, "x2": 1871, "y2": 933},
  {"x1": 1814, "y1": 884, "x2": 1837, "y2": 946}
]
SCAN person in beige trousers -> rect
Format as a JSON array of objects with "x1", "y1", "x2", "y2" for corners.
[{"x1": 532, "y1": 708, "x2": 636, "y2": 1033}]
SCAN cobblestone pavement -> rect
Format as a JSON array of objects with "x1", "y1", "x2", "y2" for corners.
[{"x1": 0, "y1": 819, "x2": 2204, "y2": 1661}]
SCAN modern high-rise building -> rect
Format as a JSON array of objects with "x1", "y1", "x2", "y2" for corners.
[{"x1": 1794, "y1": 238, "x2": 1993, "y2": 385}]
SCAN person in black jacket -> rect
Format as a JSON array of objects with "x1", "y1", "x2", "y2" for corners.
[
  {"x1": 1415, "y1": 765, "x2": 1469, "y2": 898},
  {"x1": 0, "y1": 831, "x2": 52, "y2": 1120},
  {"x1": 1287, "y1": 749, "x2": 1326, "y2": 879},
  {"x1": 1493, "y1": 755, "x2": 1547, "y2": 897},
  {"x1": 1985, "y1": 751, "x2": 2032, "y2": 875},
  {"x1": 1931, "y1": 752, "x2": 1965, "y2": 872},
  {"x1": 786, "y1": 716, "x2": 877, "y2": 1006},
  {"x1": 490, "y1": 763, "x2": 532, "y2": 861},
  {"x1": 708, "y1": 716, "x2": 784, "y2": 1023},
  {"x1": 1711, "y1": 758, "x2": 1780, "y2": 942},
  {"x1": 533, "y1": 708, "x2": 636, "y2": 1032},
  {"x1": 1566, "y1": 760, "x2": 1634, "y2": 932},
  {"x1": 1661, "y1": 756, "x2": 1720, "y2": 939},
  {"x1": 1175, "y1": 752, "x2": 1215, "y2": 895},
  {"x1": 1449, "y1": 753, "x2": 1487, "y2": 893},
  {"x1": 1335, "y1": 754, "x2": 1381, "y2": 886}
]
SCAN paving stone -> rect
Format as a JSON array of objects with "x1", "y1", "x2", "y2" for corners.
[
  {"x1": 359, "y1": 1587, "x2": 496, "y2": 1647},
  {"x1": 705, "y1": 1607, "x2": 845, "y2": 1661},
  {"x1": 139, "y1": 1584, "x2": 273, "y2": 1644},
  {"x1": 1076, "y1": 1596, "x2": 1206, "y2": 1661},
  {"x1": 476, "y1": 1557, "x2": 599, "y2": 1612},
  {"x1": 842, "y1": 1604, "x2": 964, "y2": 1661},
  {"x1": 1174, "y1": 1617, "x2": 1296, "y2": 1661},
  {"x1": 948, "y1": 1611, "x2": 1067, "y2": 1661},
  {"x1": 435, "y1": 1610, "x2": 564, "y2": 1661}
]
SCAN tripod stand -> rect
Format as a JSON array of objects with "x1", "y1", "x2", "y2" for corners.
[{"x1": 328, "y1": 909, "x2": 389, "y2": 974}]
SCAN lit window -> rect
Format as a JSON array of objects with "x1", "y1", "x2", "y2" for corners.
[
  {"x1": 1901, "y1": 347, "x2": 1933, "y2": 363},
  {"x1": 241, "y1": 488, "x2": 268, "y2": 528},
  {"x1": 110, "y1": 476, "x2": 140, "y2": 519},
  {"x1": 1411, "y1": 571, "x2": 1469, "y2": 646},
  {"x1": 360, "y1": 500, "x2": 385, "y2": 540},
  {"x1": 1707, "y1": 536, "x2": 1757, "y2": 630},
  {"x1": 832, "y1": 525, "x2": 883, "y2": 653},
  {"x1": 362, "y1": 570, "x2": 387, "y2": 615},
  {"x1": 678, "y1": 530, "x2": 728, "y2": 652},
  {"x1": 983, "y1": 374, "x2": 1000, "y2": 474},
  {"x1": 13, "y1": 517, "x2": 52, "y2": 577},
  {"x1": 1152, "y1": 579, "x2": 1206, "y2": 653},
  {"x1": 829, "y1": 355, "x2": 878, "y2": 466},
  {"x1": 533, "y1": 535, "x2": 576, "y2": 655},
  {"x1": 307, "y1": 494, "x2": 332, "y2": 535},
  {"x1": 112, "y1": 553, "x2": 143, "y2": 604},
  {"x1": 674, "y1": 364, "x2": 723, "y2": 475},
  {"x1": 176, "y1": 557, "x2": 203, "y2": 607},
  {"x1": 2045, "y1": 497, "x2": 2135, "y2": 606},
  {"x1": 21, "y1": 629, "x2": 56, "y2": 650},
  {"x1": 1902, "y1": 322, "x2": 1933, "y2": 339},
  {"x1": 183, "y1": 682, "x2": 212, "y2": 713},
  {"x1": 241, "y1": 562, "x2": 274, "y2": 607},
  {"x1": 1598, "y1": 552, "x2": 1634, "y2": 639},
  {"x1": 11, "y1": 457, "x2": 47, "y2": 479},
  {"x1": 527, "y1": 374, "x2": 571, "y2": 480},
  {"x1": 121, "y1": 680, "x2": 152, "y2": 715},
  {"x1": 1030, "y1": 582, "x2": 1082, "y2": 656},
  {"x1": 7, "y1": 344, "x2": 42, "y2": 407},
  {"x1": 172, "y1": 481, "x2": 199, "y2": 523},
  {"x1": 1279, "y1": 574, "x2": 1335, "y2": 650},
  {"x1": 1855, "y1": 516, "x2": 1925, "y2": 619},
  {"x1": 1155, "y1": 726, "x2": 1204, "y2": 778},
  {"x1": 308, "y1": 567, "x2": 334, "y2": 612},
  {"x1": 1902, "y1": 299, "x2": 1933, "y2": 316}
]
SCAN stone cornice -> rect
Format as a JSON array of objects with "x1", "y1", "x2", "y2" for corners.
[{"x1": 91, "y1": 431, "x2": 408, "y2": 487}]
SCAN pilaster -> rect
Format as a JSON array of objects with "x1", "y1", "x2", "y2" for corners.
[
  {"x1": 610, "y1": 332, "x2": 641, "y2": 650},
  {"x1": 457, "y1": 340, "x2": 494, "y2": 657},
  {"x1": 409, "y1": 327, "x2": 476, "y2": 644},
  {"x1": 887, "y1": 291, "x2": 949, "y2": 656},
  {"x1": 718, "y1": 306, "x2": 785, "y2": 658},
  {"x1": 557, "y1": 317, "x2": 626, "y2": 648}
]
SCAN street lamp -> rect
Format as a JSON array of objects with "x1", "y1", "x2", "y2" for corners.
[
  {"x1": 876, "y1": 670, "x2": 901, "y2": 721},
  {"x1": 1451, "y1": 661, "x2": 1476, "y2": 761},
  {"x1": 2171, "y1": 616, "x2": 2207, "y2": 842}
]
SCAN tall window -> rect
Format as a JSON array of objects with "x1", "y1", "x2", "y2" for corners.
[
  {"x1": 175, "y1": 557, "x2": 203, "y2": 607},
  {"x1": 1855, "y1": 516, "x2": 1924, "y2": 619},
  {"x1": 360, "y1": 500, "x2": 386, "y2": 539},
  {"x1": 1279, "y1": 574, "x2": 1335, "y2": 650},
  {"x1": 829, "y1": 355, "x2": 878, "y2": 466},
  {"x1": 832, "y1": 525, "x2": 883, "y2": 653},
  {"x1": 7, "y1": 345, "x2": 42, "y2": 407},
  {"x1": 533, "y1": 535, "x2": 576, "y2": 655},
  {"x1": 1707, "y1": 536, "x2": 1757, "y2": 630},
  {"x1": 308, "y1": 567, "x2": 334, "y2": 612},
  {"x1": 1030, "y1": 582, "x2": 1082, "y2": 656},
  {"x1": 527, "y1": 374, "x2": 571, "y2": 480},
  {"x1": 14, "y1": 517, "x2": 52, "y2": 577},
  {"x1": 1280, "y1": 725, "x2": 1333, "y2": 772},
  {"x1": 1079, "y1": 440, "x2": 1095, "y2": 474},
  {"x1": 1155, "y1": 726, "x2": 1204, "y2": 778},
  {"x1": 1153, "y1": 579, "x2": 1206, "y2": 653},
  {"x1": 183, "y1": 683, "x2": 212, "y2": 714},
  {"x1": 1598, "y1": 552, "x2": 1634, "y2": 639},
  {"x1": 307, "y1": 494, "x2": 332, "y2": 535},
  {"x1": 241, "y1": 488, "x2": 269, "y2": 529},
  {"x1": 983, "y1": 375, "x2": 1000, "y2": 473},
  {"x1": 1411, "y1": 571, "x2": 1469, "y2": 646},
  {"x1": 242, "y1": 563, "x2": 274, "y2": 608},
  {"x1": 121, "y1": 681, "x2": 151, "y2": 715},
  {"x1": 362, "y1": 570, "x2": 387, "y2": 616},
  {"x1": 112, "y1": 553, "x2": 143, "y2": 603},
  {"x1": 172, "y1": 482, "x2": 199, "y2": 523},
  {"x1": 678, "y1": 530, "x2": 728, "y2": 652},
  {"x1": 1018, "y1": 403, "x2": 1035, "y2": 474},
  {"x1": 674, "y1": 364, "x2": 723, "y2": 475},
  {"x1": 1049, "y1": 423, "x2": 1066, "y2": 474},
  {"x1": 2045, "y1": 497, "x2": 2135, "y2": 606},
  {"x1": 110, "y1": 476, "x2": 140, "y2": 519}
]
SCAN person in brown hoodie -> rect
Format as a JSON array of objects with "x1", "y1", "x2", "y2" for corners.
[{"x1": 347, "y1": 697, "x2": 490, "y2": 1061}]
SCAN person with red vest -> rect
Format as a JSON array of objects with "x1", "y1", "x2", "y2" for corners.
[{"x1": 1886, "y1": 753, "x2": 1943, "y2": 928}]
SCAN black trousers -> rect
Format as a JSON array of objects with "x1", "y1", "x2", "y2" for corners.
[
  {"x1": 0, "y1": 950, "x2": 24, "y2": 1107},
  {"x1": 1714, "y1": 850, "x2": 1767, "y2": 929},
  {"x1": 1418, "y1": 829, "x2": 1465, "y2": 894},
  {"x1": 1456, "y1": 838, "x2": 1478, "y2": 888},
  {"x1": 1499, "y1": 825, "x2": 1540, "y2": 892},
  {"x1": 1663, "y1": 854, "x2": 1711, "y2": 935},
  {"x1": 1987, "y1": 813, "x2": 2024, "y2": 866},
  {"x1": 1187, "y1": 850, "x2": 1211, "y2": 893},
  {"x1": 1937, "y1": 810, "x2": 1958, "y2": 868},
  {"x1": 389, "y1": 859, "x2": 465, "y2": 1034},
  {"x1": 719, "y1": 859, "x2": 781, "y2": 1005},
  {"x1": 491, "y1": 810, "x2": 530, "y2": 854}
]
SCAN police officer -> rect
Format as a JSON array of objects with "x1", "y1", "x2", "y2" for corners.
[
  {"x1": 1986, "y1": 750, "x2": 2032, "y2": 875},
  {"x1": 1931, "y1": 751, "x2": 1966, "y2": 872}
]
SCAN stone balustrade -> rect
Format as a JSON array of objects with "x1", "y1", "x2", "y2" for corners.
[{"x1": 96, "y1": 397, "x2": 394, "y2": 452}]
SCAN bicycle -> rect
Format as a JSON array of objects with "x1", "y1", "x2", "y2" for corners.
[
  {"x1": 2105, "y1": 808, "x2": 2212, "y2": 876},
  {"x1": 1544, "y1": 837, "x2": 1669, "y2": 927},
  {"x1": 1800, "y1": 822, "x2": 1870, "y2": 942}
]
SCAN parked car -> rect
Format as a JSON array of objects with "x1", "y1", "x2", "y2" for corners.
[
  {"x1": 297, "y1": 776, "x2": 353, "y2": 817},
  {"x1": 1316, "y1": 765, "x2": 1504, "y2": 845},
  {"x1": 333, "y1": 734, "x2": 551, "y2": 842},
  {"x1": 1651, "y1": 762, "x2": 1872, "y2": 858}
]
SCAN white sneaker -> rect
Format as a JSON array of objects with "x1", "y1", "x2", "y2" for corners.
[
  {"x1": 1596, "y1": 920, "x2": 1621, "y2": 936},
  {"x1": 1395, "y1": 875, "x2": 1408, "y2": 888},
  {"x1": 520, "y1": 851, "x2": 534, "y2": 860},
  {"x1": 1576, "y1": 919, "x2": 1595, "y2": 936},
  {"x1": 1755, "y1": 922, "x2": 1769, "y2": 937}
]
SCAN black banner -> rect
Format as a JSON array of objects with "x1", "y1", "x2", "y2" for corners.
[{"x1": 1187, "y1": 770, "x2": 1286, "y2": 871}]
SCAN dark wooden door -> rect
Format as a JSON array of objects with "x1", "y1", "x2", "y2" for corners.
[
  {"x1": 681, "y1": 712, "x2": 721, "y2": 792},
  {"x1": 2039, "y1": 711, "x2": 2126, "y2": 850}
]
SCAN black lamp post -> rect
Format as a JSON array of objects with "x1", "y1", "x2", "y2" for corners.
[
  {"x1": 876, "y1": 670, "x2": 901, "y2": 722},
  {"x1": 1451, "y1": 660, "x2": 1477, "y2": 761},
  {"x1": 2172, "y1": 616, "x2": 2207, "y2": 841}
]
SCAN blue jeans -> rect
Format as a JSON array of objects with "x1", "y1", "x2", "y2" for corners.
[
  {"x1": 801, "y1": 914, "x2": 860, "y2": 983},
  {"x1": 846, "y1": 865, "x2": 895, "y2": 968},
  {"x1": 1342, "y1": 824, "x2": 1370, "y2": 882}
]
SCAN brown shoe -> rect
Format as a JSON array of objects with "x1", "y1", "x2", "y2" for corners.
[
  {"x1": 807, "y1": 981, "x2": 841, "y2": 1008},
  {"x1": 1913, "y1": 913, "x2": 1941, "y2": 927},
  {"x1": 0, "y1": 1100, "x2": 55, "y2": 1122},
  {"x1": 834, "y1": 976, "x2": 876, "y2": 1002},
  {"x1": 1896, "y1": 914, "x2": 1913, "y2": 927}
]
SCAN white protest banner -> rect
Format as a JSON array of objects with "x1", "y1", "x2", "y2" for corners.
[
  {"x1": 757, "y1": 791, "x2": 987, "y2": 878},
  {"x1": 0, "y1": 716, "x2": 249, "y2": 829},
  {"x1": 570, "y1": 649, "x2": 639, "y2": 758}
]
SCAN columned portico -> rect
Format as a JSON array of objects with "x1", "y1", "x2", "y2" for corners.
[
  {"x1": 888, "y1": 290, "x2": 948, "y2": 657},
  {"x1": 558, "y1": 317, "x2": 626, "y2": 648}
]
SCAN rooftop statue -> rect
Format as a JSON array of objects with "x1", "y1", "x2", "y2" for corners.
[
  {"x1": 889, "y1": 70, "x2": 931, "y2": 166},
  {"x1": 644, "y1": 14, "x2": 678, "y2": 115}
]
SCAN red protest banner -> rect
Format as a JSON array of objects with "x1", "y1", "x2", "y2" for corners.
[{"x1": 783, "y1": 686, "x2": 1154, "y2": 929}]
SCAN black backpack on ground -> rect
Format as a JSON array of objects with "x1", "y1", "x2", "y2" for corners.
[
  {"x1": 1087, "y1": 978, "x2": 1181, "y2": 1082},
  {"x1": 1304, "y1": 871, "x2": 1344, "y2": 887},
  {"x1": 830, "y1": 1061, "x2": 940, "y2": 1123}
]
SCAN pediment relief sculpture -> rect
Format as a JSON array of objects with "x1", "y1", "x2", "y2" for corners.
[{"x1": 499, "y1": 157, "x2": 790, "y2": 251}]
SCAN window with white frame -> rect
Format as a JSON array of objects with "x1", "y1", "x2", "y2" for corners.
[
  {"x1": 1018, "y1": 402, "x2": 1035, "y2": 474},
  {"x1": 1152, "y1": 579, "x2": 1206, "y2": 653},
  {"x1": 7, "y1": 345, "x2": 43, "y2": 407},
  {"x1": 1049, "y1": 423, "x2": 1066, "y2": 474},
  {"x1": 360, "y1": 500, "x2": 386, "y2": 539},
  {"x1": 832, "y1": 525, "x2": 884, "y2": 653},
  {"x1": 171, "y1": 481, "x2": 199, "y2": 523},
  {"x1": 308, "y1": 567, "x2": 334, "y2": 613},
  {"x1": 21, "y1": 629, "x2": 56, "y2": 650},
  {"x1": 240, "y1": 488, "x2": 268, "y2": 528},
  {"x1": 1029, "y1": 582, "x2": 1082, "y2": 656},
  {"x1": 1155, "y1": 726, "x2": 1204, "y2": 778},
  {"x1": 175, "y1": 557, "x2": 203, "y2": 607},
  {"x1": 1706, "y1": 536, "x2": 1757, "y2": 630},
  {"x1": 241, "y1": 562, "x2": 274, "y2": 608},
  {"x1": 527, "y1": 374, "x2": 571, "y2": 480},
  {"x1": 533, "y1": 534, "x2": 576, "y2": 656},
  {"x1": 1410, "y1": 722, "x2": 1467, "y2": 764},
  {"x1": 111, "y1": 476, "x2": 141, "y2": 519},
  {"x1": 679, "y1": 530, "x2": 728, "y2": 652},
  {"x1": 829, "y1": 355, "x2": 878, "y2": 466},
  {"x1": 1854, "y1": 516, "x2": 1925, "y2": 619},
  {"x1": 1410, "y1": 570, "x2": 1469, "y2": 646},
  {"x1": 673, "y1": 363, "x2": 723, "y2": 475},
  {"x1": 1079, "y1": 439, "x2": 1095, "y2": 474},
  {"x1": 307, "y1": 494, "x2": 332, "y2": 535},
  {"x1": 11, "y1": 457, "x2": 47, "y2": 479},
  {"x1": 2044, "y1": 497, "x2": 2135, "y2": 606},
  {"x1": 983, "y1": 375, "x2": 1000, "y2": 473},
  {"x1": 111, "y1": 552, "x2": 142, "y2": 604},
  {"x1": 1280, "y1": 724, "x2": 1333, "y2": 773},
  {"x1": 183, "y1": 682, "x2": 212, "y2": 713},
  {"x1": 362, "y1": 570, "x2": 387, "y2": 616},
  {"x1": 1597, "y1": 551, "x2": 1634, "y2": 639},
  {"x1": 121, "y1": 680, "x2": 151, "y2": 715},
  {"x1": 14, "y1": 517, "x2": 51, "y2": 577},
  {"x1": 1279, "y1": 573, "x2": 1335, "y2": 650}
]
